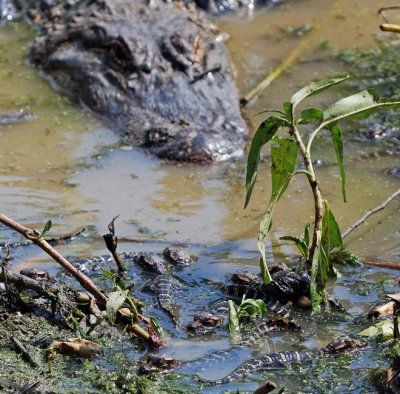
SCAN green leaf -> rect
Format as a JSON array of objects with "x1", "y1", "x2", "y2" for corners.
[
  {"x1": 40, "y1": 220, "x2": 52, "y2": 237},
  {"x1": 304, "y1": 223, "x2": 310, "y2": 249},
  {"x1": 321, "y1": 207, "x2": 344, "y2": 256},
  {"x1": 310, "y1": 230, "x2": 325, "y2": 312},
  {"x1": 282, "y1": 101, "x2": 293, "y2": 122},
  {"x1": 150, "y1": 317, "x2": 164, "y2": 337},
  {"x1": 328, "y1": 123, "x2": 347, "y2": 202},
  {"x1": 298, "y1": 107, "x2": 323, "y2": 124},
  {"x1": 323, "y1": 89, "x2": 400, "y2": 125},
  {"x1": 245, "y1": 116, "x2": 286, "y2": 208},
  {"x1": 257, "y1": 172, "x2": 293, "y2": 284},
  {"x1": 271, "y1": 137, "x2": 298, "y2": 200},
  {"x1": 99, "y1": 267, "x2": 127, "y2": 289},
  {"x1": 291, "y1": 76, "x2": 349, "y2": 110},
  {"x1": 106, "y1": 288, "x2": 128, "y2": 325},
  {"x1": 254, "y1": 299, "x2": 267, "y2": 317},
  {"x1": 280, "y1": 235, "x2": 309, "y2": 258},
  {"x1": 256, "y1": 108, "x2": 286, "y2": 117},
  {"x1": 238, "y1": 299, "x2": 267, "y2": 320},
  {"x1": 100, "y1": 267, "x2": 116, "y2": 279},
  {"x1": 228, "y1": 300, "x2": 240, "y2": 338}
]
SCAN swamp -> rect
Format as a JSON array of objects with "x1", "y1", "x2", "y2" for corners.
[{"x1": 0, "y1": 0, "x2": 400, "y2": 393}]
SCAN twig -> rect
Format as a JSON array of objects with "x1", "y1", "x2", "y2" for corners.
[
  {"x1": 0, "y1": 269, "x2": 58, "y2": 296},
  {"x1": 117, "y1": 235, "x2": 166, "y2": 243},
  {"x1": 363, "y1": 260, "x2": 400, "y2": 270},
  {"x1": 342, "y1": 188, "x2": 400, "y2": 239},
  {"x1": 46, "y1": 227, "x2": 88, "y2": 245},
  {"x1": 241, "y1": 0, "x2": 346, "y2": 106},
  {"x1": 11, "y1": 336, "x2": 38, "y2": 367},
  {"x1": 0, "y1": 213, "x2": 107, "y2": 307},
  {"x1": 103, "y1": 216, "x2": 126, "y2": 274}
]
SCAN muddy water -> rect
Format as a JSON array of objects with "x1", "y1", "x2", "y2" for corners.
[{"x1": 0, "y1": 1, "x2": 399, "y2": 392}]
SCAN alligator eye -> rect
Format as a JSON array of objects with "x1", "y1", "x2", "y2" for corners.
[{"x1": 110, "y1": 39, "x2": 132, "y2": 68}]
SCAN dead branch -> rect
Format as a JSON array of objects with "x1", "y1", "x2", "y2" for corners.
[
  {"x1": 0, "y1": 213, "x2": 107, "y2": 307},
  {"x1": 342, "y1": 188, "x2": 400, "y2": 239},
  {"x1": 0, "y1": 269, "x2": 58, "y2": 296},
  {"x1": 363, "y1": 260, "x2": 400, "y2": 270}
]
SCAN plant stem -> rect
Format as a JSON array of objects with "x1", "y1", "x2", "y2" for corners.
[
  {"x1": 290, "y1": 125, "x2": 323, "y2": 264},
  {"x1": 0, "y1": 213, "x2": 108, "y2": 307}
]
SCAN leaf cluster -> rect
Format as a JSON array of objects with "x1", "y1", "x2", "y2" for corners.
[
  {"x1": 228, "y1": 297, "x2": 267, "y2": 337},
  {"x1": 244, "y1": 75, "x2": 400, "y2": 310}
]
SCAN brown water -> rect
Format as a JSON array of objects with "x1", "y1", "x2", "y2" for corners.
[
  {"x1": 0, "y1": 1, "x2": 399, "y2": 392},
  {"x1": 1, "y1": 1, "x2": 399, "y2": 262}
]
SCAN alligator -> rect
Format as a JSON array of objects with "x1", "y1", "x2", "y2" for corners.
[
  {"x1": 69, "y1": 246, "x2": 193, "y2": 324},
  {"x1": 222, "y1": 266, "x2": 348, "y2": 314},
  {"x1": 202, "y1": 335, "x2": 365, "y2": 385},
  {"x1": 22, "y1": 0, "x2": 248, "y2": 162},
  {"x1": 140, "y1": 316, "x2": 302, "y2": 374},
  {"x1": 187, "y1": 312, "x2": 225, "y2": 334}
]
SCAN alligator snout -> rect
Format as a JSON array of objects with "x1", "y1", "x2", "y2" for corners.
[
  {"x1": 27, "y1": 0, "x2": 248, "y2": 162},
  {"x1": 145, "y1": 122, "x2": 246, "y2": 162}
]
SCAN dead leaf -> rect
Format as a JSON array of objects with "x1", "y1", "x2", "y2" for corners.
[
  {"x1": 359, "y1": 319, "x2": 397, "y2": 339},
  {"x1": 146, "y1": 324, "x2": 165, "y2": 348},
  {"x1": 370, "y1": 301, "x2": 396, "y2": 319},
  {"x1": 47, "y1": 338, "x2": 102, "y2": 358}
]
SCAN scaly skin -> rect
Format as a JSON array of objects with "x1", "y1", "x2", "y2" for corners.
[
  {"x1": 26, "y1": 0, "x2": 248, "y2": 162},
  {"x1": 69, "y1": 247, "x2": 193, "y2": 324},
  {"x1": 204, "y1": 335, "x2": 365, "y2": 385}
]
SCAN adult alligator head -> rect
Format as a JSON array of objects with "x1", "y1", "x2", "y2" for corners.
[{"x1": 27, "y1": 0, "x2": 248, "y2": 162}]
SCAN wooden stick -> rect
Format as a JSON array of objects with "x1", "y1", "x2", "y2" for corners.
[
  {"x1": 380, "y1": 23, "x2": 400, "y2": 33},
  {"x1": 342, "y1": 188, "x2": 400, "y2": 239},
  {"x1": 0, "y1": 214, "x2": 107, "y2": 307},
  {"x1": 0, "y1": 269, "x2": 58, "y2": 296},
  {"x1": 117, "y1": 235, "x2": 165, "y2": 243},
  {"x1": 363, "y1": 260, "x2": 400, "y2": 270}
]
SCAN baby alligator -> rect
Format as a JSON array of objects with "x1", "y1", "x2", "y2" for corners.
[
  {"x1": 70, "y1": 247, "x2": 192, "y2": 324},
  {"x1": 203, "y1": 335, "x2": 365, "y2": 385}
]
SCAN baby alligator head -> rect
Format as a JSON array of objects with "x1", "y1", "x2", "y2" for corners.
[
  {"x1": 187, "y1": 312, "x2": 224, "y2": 334},
  {"x1": 28, "y1": 0, "x2": 247, "y2": 162},
  {"x1": 132, "y1": 247, "x2": 192, "y2": 273},
  {"x1": 138, "y1": 354, "x2": 180, "y2": 375},
  {"x1": 322, "y1": 335, "x2": 366, "y2": 354}
]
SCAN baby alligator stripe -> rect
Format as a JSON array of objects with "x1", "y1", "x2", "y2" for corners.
[
  {"x1": 211, "y1": 350, "x2": 314, "y2": 385},
  {"x1": 203, "y1": 335, "x2": 365, "y2": 385},
  {"x1": 69, "y1": 247, "x2": 192, "y2": 324},
  {"x1": 188, "y1": 318, "x2": 302, "y2": 370},
  {"x1": 149, "y1": 274, "x2": 180, "y2": 325}
]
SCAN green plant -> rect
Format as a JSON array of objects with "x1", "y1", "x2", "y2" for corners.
[
  {"x1": 245, "y1": 76, "x2": 400, "y2": 310},
  {"x1": 228, "y1": 297, "x2": 267, "y2": 337}
]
